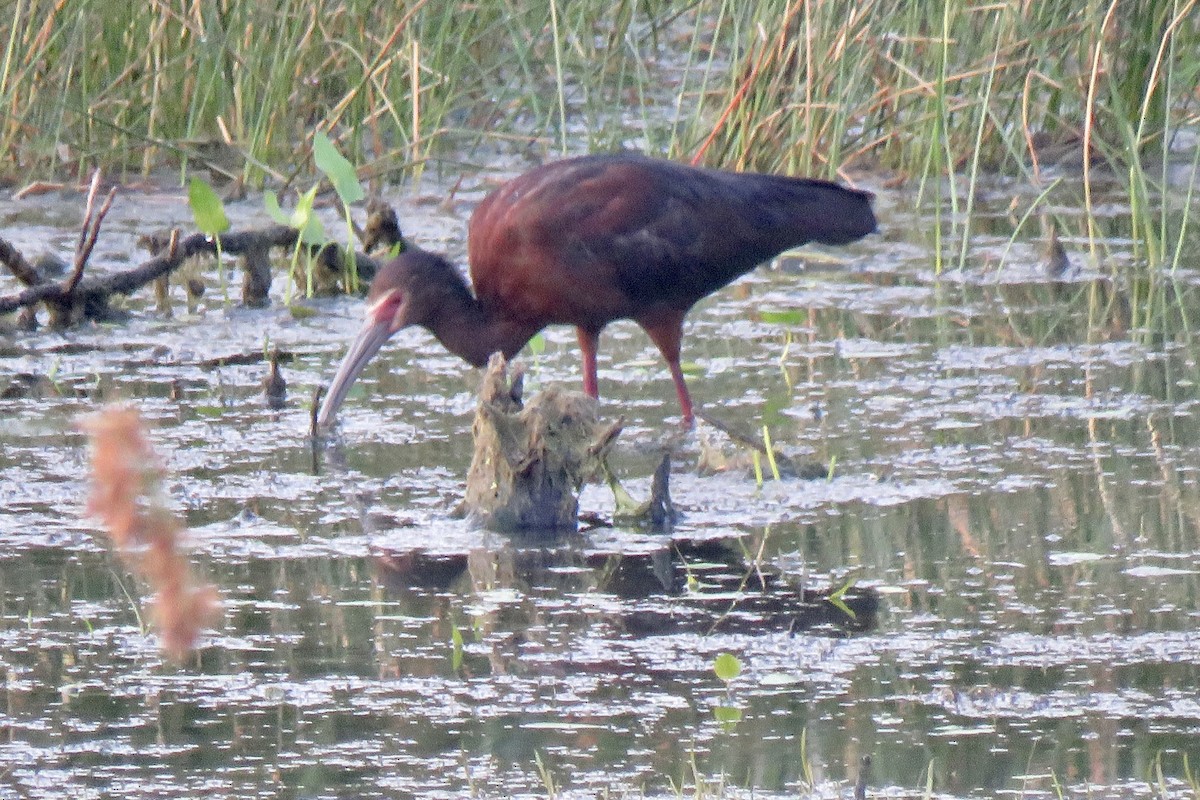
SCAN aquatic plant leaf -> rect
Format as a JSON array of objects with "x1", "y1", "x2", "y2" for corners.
[
  {"x1": 828, "y1": 575, "x2": 858, "y2": 620},
  {"x1": 759, "y1": 309, "x2": 806, "y2": 325},
  {"x1": 713, "y1": 705, "x2": 743, "y2": 725},
  {"x1": 188, "y1": 178, "x2": 229, "y2": 235},
  {"x1": 451, "y1": 624, "x2": 464, "y2": 672},
  {"x1": 714, "y1": 652, "x2": 742, "y2": 682},
  {"x1": 527, "y1": 332, "x2": 545, "y2": 356},
  {"x1": 294, "y1": 185, "x2": 326, "y2": 245},
  {"x1": 263, "y1": 190, "x2": 289, "y2": 226},
  {"x1": 313, "y1": 132, "x2": 365, "y2": 205}
]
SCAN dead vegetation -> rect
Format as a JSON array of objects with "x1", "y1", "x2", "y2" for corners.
[{"x1": 82, "y1": 405, "x2": 222, "y2": 660}]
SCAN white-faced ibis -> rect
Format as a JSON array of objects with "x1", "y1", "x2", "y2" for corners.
[{"x1": 317, "y1": 153, "x2": 876, "y2": 428}]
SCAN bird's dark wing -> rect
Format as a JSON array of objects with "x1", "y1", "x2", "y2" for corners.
[{"x1": 468, "y1": 153, "x2": 874, "y2": 324}]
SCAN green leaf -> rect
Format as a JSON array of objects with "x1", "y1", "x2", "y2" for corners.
[
  {"x1": 291, "y1": 185, "x2": 315, "y2": 229},
  {"x1": 600, "y1": 459, "x2": 641, "y2": 518},
  {"x1": 527, "y1": 332, "x2": 546, "y2": 356},
  {"x1": 450, "y1": 624, "x2": 464, "y2": 672},
  {"x1": 713, "y1": 705, "x2": 743, "y2": 725},
  {"x1": 287, "y1": 304, "x2": 318, "y2": 320},
  {"x1": 762, "y1": 425, "x2": 781, "y2": 481},
  {"x1": 313, "y1": 131, "x2": 365, "y2": 205},
  {"x1": 264, "y1": 190, "x2": 289, "y2": 226},
  {"x1": 293, "y1": 185, "x2": 326, "y2": 245},
  {"x1": 265, "y1": 187, "x2": 325, "y2": 244},
  {"x1": 827, "y1": 573, "x2": 858, "y2": 620},
  {"x1": 713, "y1": 652, "x2": 742, "y2": 682},
  {"x1": 759, "y1": 309, "x2": 806, "y2": 325},
  {"x1": 188, "y1": 178, "x2": 229, "y2": 235},
  {"x1": 299, "y1": 217, "x2": 326, "y2": 246}
]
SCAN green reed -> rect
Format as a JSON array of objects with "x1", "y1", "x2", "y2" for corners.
[{"x1": 1, "y1": 0, "x2": 1196, "y2": 270}]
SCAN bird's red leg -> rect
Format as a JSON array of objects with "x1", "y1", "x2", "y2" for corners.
[
  {"x1": 666, "y1": 358, "x2": 695, "y2": 426},
  {"x1": 639, "y1": 311, "x2": 695, "y2": 426},
  {"x1": 576, "y1": 327, "x2": 601, "y2": 399}
]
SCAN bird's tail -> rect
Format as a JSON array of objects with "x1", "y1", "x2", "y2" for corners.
[
  {"x1": 780, "y1": 177, "x2": 877, "y2": 246},
  {"x1": 732, "y1": 173, "x2": 878, "y2": 248}
]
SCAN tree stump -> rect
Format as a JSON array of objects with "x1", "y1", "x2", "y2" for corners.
[{"x1": 464, "y1": 354, "x2": 622, "y2": 532}]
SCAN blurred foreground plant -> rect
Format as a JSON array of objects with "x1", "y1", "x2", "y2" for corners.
[{"x1": 82, "y1": 405, "x2": 221, "y2": 660}]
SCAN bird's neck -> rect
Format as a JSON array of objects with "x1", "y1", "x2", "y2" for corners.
[{"x1": 424, "y1": 287, "x2": 531, "y2": 369}]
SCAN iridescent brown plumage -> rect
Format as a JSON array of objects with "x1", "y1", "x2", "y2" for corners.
[{"x1": 317, "y1": 153, "x2": 876, "y2": 428}]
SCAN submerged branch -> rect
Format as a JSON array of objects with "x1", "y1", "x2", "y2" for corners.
[
  {"x1": 0, "y1": 224, "x2": 383, "y2": 321},
  {"x1": 63, "y1": 171, "x2": 117, "y2": 297}
]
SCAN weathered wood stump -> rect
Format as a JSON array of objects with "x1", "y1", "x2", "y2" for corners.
[{"x1": 464, "y1": 354, "x2": 622, "y2": 531}]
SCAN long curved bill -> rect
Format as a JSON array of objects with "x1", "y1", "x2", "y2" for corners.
[{"x1": 316, "y1": 320, "x2": 393, "y2": 430}]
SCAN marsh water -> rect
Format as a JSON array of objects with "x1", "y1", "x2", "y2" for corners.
[{"x1": 1, "y1": 162, "x2": 1199, "y2": 799}]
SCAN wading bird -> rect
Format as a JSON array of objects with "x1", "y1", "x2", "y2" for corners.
[{"x1": 317, "y1": 153, "x2": 876, "y2": 428}]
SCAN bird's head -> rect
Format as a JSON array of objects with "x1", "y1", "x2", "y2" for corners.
[{"x1": 316, "y1": 249, "x2": 459, "y2": 429}]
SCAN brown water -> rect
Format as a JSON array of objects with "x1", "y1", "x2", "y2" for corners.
[{"x1": 1, "y1": 166, "x2": 1199, "y2": 799}]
